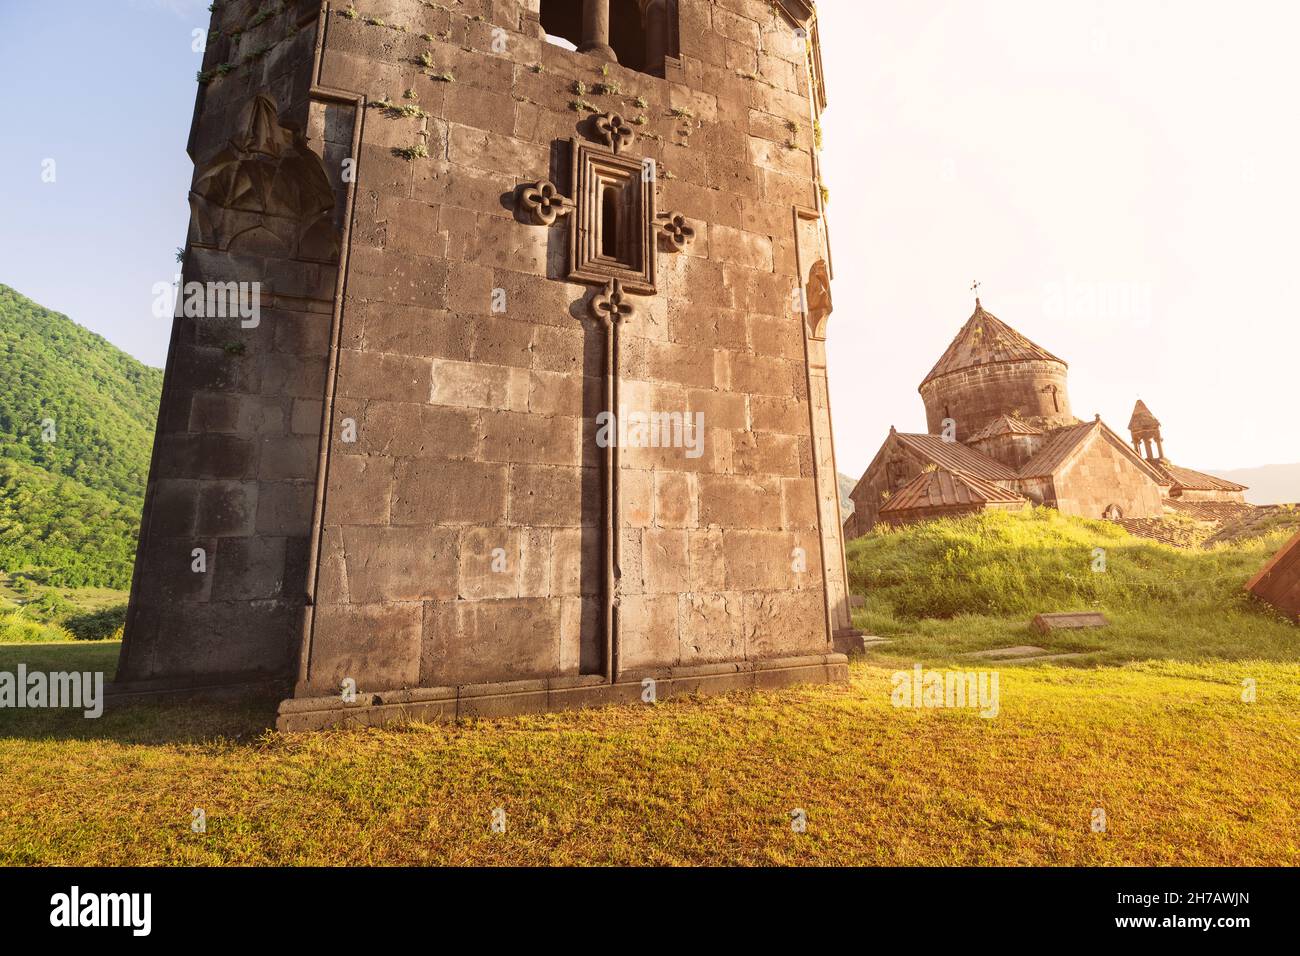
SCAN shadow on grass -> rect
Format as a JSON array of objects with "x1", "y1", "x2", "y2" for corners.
[{"x1": 0, "y1": 642, "x2": 277, "y2": 745}]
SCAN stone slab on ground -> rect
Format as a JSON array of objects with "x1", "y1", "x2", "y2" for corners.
[
  {"x1": 963, "y1": 645, "x2": 1049, "y2": 660},
  {"x1": 994, "y1": 652, "x2": 1090, "y2": 665},
  {"x1": 1032, "y1": 612, "x2": 1108, "y2": 634}
]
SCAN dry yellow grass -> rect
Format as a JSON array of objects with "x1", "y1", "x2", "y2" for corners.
[{"x1": 0, "y1": 642, "x2": 1295, "y2": 866}]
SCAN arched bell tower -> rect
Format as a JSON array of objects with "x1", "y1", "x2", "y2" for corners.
[{"x1": 1128, "y1": 399, "x2": 1165, "y2": 462}]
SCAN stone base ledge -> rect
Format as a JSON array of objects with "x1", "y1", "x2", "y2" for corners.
[{"x1": 276, "y1": 654, "x2": 849, "y2": 732}]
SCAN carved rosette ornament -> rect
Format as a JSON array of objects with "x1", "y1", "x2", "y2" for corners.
[
  {"x1": 589, "y1": 278, "x2": 635, "y2": 324},
  {"x1": 657, "y1": 211, "x2": 695, "y2": 253},
  {"x1": 594, "y1": 111, "x2": 636, "y2": 155},
  {"x1": 519, "y1": 179, "x2": 573, "y2": 226}
]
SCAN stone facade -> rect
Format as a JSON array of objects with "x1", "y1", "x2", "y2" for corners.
[
  {"x1": 844, "y1": 300, "x2": 1248, "y2": 538},
  {"x1": 117, "y1": 0, "x2": 856, "y2": 726}
]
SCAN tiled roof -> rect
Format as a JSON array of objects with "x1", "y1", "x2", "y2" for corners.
[
  {"x1": 1153, "y1": 462, "x2": 1248, "y2": 493},
  {"x1": 1246, "y1": 528, "x2": 1300, "y2": 617},
  {"x1": 920, "y1": 301, "x2": 1066, "y2": 388},
  {"x1": 1164, "y1": 499, "x2": 1256, "y2": 522},
  {"x1": 893, "y1": 432, "x2": 1019, "y2": 481},
  {"x1": 1128, "y1": 399, "x2": 1160, "y2": 431},
  {"x1": 880, "y1": 468, "x2": 1027, "y2": 514},
  {"x1": 967, "y1": 414, "x2": 1045, "y2": 443},
  {"x1": 1018, "y1": 419, "x2": 1168, "y2": 483},
  {"x1": 1111, "y1": 518, "x2": 1206, "y2": 548}
]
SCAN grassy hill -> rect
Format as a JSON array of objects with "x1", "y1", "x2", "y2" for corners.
[
  {"x1": 846, "y1": 506, "x2": 1298, "y2": 664},
  {"x1": 0, "y1": 284, "x2": 161, "y2": 633}
]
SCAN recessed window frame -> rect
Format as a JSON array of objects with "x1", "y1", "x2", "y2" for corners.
[{"x1": 568, "y1": 139, "x2": 656, "y2": 294}]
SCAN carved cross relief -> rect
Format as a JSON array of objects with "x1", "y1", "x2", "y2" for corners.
[
  {"x1": 513, "y1": 112, "x2": 696, "y2": 682},
  {"x1": 517, "y1": 110, "x2": 695, "y2": 319}
]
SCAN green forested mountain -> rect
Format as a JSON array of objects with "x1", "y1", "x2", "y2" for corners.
[
  {"x1": 0, "y1": 284, "x2": 162, "y2": 505},
  {"x1": 0, "y1": 285, "x2": 162, "y2": 588},
  {"x1": 0, "y1": 459, "x2": 144, "y2": 588}
]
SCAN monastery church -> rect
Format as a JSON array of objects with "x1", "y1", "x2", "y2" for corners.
[{"x1": 843, "y1": 298, "x2": 1249, "y2": 539}]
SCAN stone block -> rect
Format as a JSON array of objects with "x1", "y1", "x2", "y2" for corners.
[
  {"x1": 310, "y1": 602, "x2": 424, "y2": 692},
  {"x1": 337, "y1": 349, "x2": 431, "y2": 404},
  {"x1": 196, "y1": 481, "x2": 259, "y2": 537},
  {"x1": 354, "y1": 401, "x2": 482, "y2": 460},
  {"x1": 482, "y1": 409, "x2": 580, "y2": 465},
  {"x1": 212, "y1": 536, "x2": 287, "y2": 602},
  {"x1": 255, "y1": 480, "x2": 314, "y2": 535},
  {"x1": 430, "y1": 358, "x2": 529, "y2": 412},
  {"x1": 421, "y1": 598, "x2": 562, "y2": 686},
  {"x1": 341, "y1": 525, "x2": 458, "y2": 603},
  {"x1": 698, "y1": 474, "x2": 783, "y2": 530},
  {"x1": 325, "y1": 454, "x2": 393, "y2": 526},
  {"x1": 679, "y1": 592, "x2": 744, "y2": 664},
  {"x1": 391, "y1": 458, "x2": 508, "y2": 526},
  {"x1": 742, "y1": 589, "x2": 826, "y2": 659},
  {"x1": 641, "y1": 529, "x2": 690, "y2": 594},
  {"x1": 618, "y1": 594, "x2": 680, "y2": 671}
]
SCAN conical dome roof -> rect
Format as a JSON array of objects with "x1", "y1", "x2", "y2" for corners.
[
  {"x1": 1128, "y1": 399, "x2": 1160, "y2": 431},
  {"x1": 920, "y1": 300, "x2": 1066, "y2": 389}
]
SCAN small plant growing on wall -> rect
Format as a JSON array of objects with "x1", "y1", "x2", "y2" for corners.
[{"x1": 393, "y1": 142, "x2": 429, "y2": 161}]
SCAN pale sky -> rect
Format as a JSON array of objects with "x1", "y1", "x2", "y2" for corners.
[
  {"x1": 1, "y1": 1, "x2": 1295, "y2": 477},
  {"x1": 817, "y1": 0, "x2": 1300, "y2": 475}
]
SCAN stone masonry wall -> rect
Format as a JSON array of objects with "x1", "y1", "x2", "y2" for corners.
[
  {"x1": 920, "y1": 360, "x2": 1073, "y2": 442},
  {"x1": 297, "y1": 0, "x2": 840, "y2": 695},
  {"x1": 1050, "y1": 433, "x2": 1165, "y2": 519},
  {"x1": 119, "y1": 0, "x2": 339, "y2": 686}
]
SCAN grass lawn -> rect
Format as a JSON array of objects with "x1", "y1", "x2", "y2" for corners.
[
  {"x1": 0, "y1": 642, "x2": 1295, "y2": 866},
  {"x1": 0, "y1": 510, "x2": 1295, "y2": 866}
]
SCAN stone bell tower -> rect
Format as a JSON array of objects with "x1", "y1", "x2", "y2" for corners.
[
  {"x1": 1128, "y1": 399, "x2": 1165, "y2": 462},
  {"x1": 117, "y1": 0, "x2": 857, "y2": 729}
]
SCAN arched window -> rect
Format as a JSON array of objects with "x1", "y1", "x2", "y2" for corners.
[
  {"x1": 540, "y1": 0, "x2": 583, "y2": 50},
  {"x1": 539, "y1": 0, "x2": 676, "y2": 77},
  {"x1": 610, "y1": 0, "x2": 647, "y2": 73}
]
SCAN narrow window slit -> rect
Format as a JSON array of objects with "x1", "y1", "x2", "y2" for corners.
[{"x1": 601, "y1": 184, "x2": 620, "y2": 259}]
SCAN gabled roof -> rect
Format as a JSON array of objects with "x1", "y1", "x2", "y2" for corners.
[
  {"x1": 1128, "y1": 399, "x2": 1160, "y2": 431},
  {"x1": 920, "y1": 300, "x2": 1067, "y2": 388},
  {"x1": 967, "y1": 414, "x2": 1046, "y2": 443},
  {"x1": 1018, "y1": 419, "x2": 1168, "y2": 483},
  {"x1": 880, "y1": 468, "x2": 1027, "y2": 514},
  {"x1": 1152, "y1": 462, "x2": 1247, "y2": 493},
  {"x1": 892, "y1": 431, "x2": 1019, "y2": 481}
]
